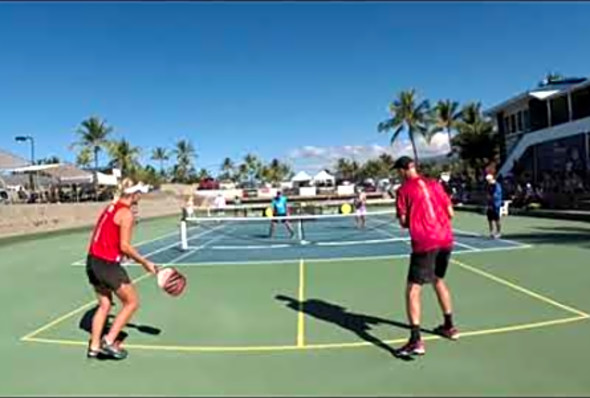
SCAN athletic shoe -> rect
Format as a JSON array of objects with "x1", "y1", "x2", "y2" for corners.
[
  {"x1": 86, "y1": 340, "x2": 104, "y2": 359},
  {"x1": 433, "y1": 324, "x2": 459, "y2": 340},
  {"x1": 394, "y1": 340, "x2": 425, "y2": 357},
  {"x1": 101, "y1": 337, "x2": 128, "y2": 360},
  {"x1": 86, "y1": 347, "x2": 103, "y2": 359}
]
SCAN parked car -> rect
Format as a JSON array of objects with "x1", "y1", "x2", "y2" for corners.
[
  {"x1": 0, "y1": 189, "x2": 9, "y2": 204},
  {"x1": 198, "y1": 177, "x2": 220, "y2": 190}
]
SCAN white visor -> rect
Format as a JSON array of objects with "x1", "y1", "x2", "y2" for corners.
[{"x1": 123, "y1": 183, "x2": 149, "y2": 194}]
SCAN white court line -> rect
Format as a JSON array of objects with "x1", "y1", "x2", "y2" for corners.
[
  {"x1": 70, "y1": 224, "x2": 225, "y2": 266},
  {"x1": 169, "y1": 232, "x2": 229, "y2": 264},
  {"x1": 381, "y1": 220, "x2": 529, "y2": 250},
  {"x1": 211, "y1": 244, "x2": 292, "y2": 250},
  {"x1": 87, "y1": 243, "x2": 534, "y2": 268},
  {"x1": 453, "y1": 240, "x2": 481, "y2": 251},
  {"x1": 316, "y1": 237, "x2": 407, "y2": 246},
  {"x1": 453, "y1": 227, "x2": 528, "y2": 247}
]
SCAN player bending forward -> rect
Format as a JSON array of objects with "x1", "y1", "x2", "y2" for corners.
[
  {"x1": 393, "y1": 156, "x2": 458, "y2": 358},
  {"x1": 85, "y1": 178, "x2": 159, "y2": 360}
]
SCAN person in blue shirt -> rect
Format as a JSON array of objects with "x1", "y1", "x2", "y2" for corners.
[
  {"x1": 485, "y1": 174, "x2": 503, "y2": 239},
  {"x1": 269, "y1": 191, "x2": 294, "y2": 238}
]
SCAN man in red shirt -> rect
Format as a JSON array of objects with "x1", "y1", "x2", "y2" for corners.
[
  {"x1": 393, "y1": 156, "x2": 458, "y2": 357},
  {"x1": 86, "y1": 179, "x2": 159, "y2": 360}
]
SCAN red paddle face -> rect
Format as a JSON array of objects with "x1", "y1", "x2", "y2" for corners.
[{"x1": 163, "y1": 270, "x2": 187, "y2": 296}]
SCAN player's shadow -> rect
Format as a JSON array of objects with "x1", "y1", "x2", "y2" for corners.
[
  {"x1": 78, "y1": 305, "x2": 161, "y2": 359},
  {"x1": 275, "y1": 295, "x2": 434, "y2": 360}
]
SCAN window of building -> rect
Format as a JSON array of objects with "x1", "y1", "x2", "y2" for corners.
[
  {"x1": 523, "y1": 109, "x2": 530, "y2": 131},
  {"x1": 571, "y1": 87, "x2": 590, "y2": 120},
  {"x1": 504, "y1": 116, "x2": 510, "y2": 134},
  {"x1": 550, "y1": 95, "x2": 569, "y2": 126},
  {"x1": 517, "y1": 111, "x2": 523, "y2": 131},
  {"x1": 529, "y1": 98, "x2": 549, "y2": 131},
  {"x1": 510, "y1": 114, "x2": 516, "y2": 133}
]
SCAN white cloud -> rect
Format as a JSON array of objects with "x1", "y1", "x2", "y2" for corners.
[{"x1": 287, "y1": 133, "x2": 450, "y2": 174}]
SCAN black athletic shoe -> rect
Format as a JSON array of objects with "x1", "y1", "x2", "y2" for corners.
[
  {"x1": 87, "y1": 348, "x2": 103, "y2": 359},
  {"x1": 101, "y1": 337, "x2": 128, "y2": 360},
  {"x1": 87, "y1": 341, "x2": 104, "y2": 359}
]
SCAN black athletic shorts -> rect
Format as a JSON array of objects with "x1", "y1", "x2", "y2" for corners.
[
  {"x1": 272, "y1": 213, "x2": 288, "y2": 223},
  {"x1": 487, "y1": 207, "x2": 500, "y2": 222},
  {"x1": 86, "y1": 254, "x2": 131, "y2": 292},
  {"x1": 407, "y1": 248, "x2": 452, "y2": 285}
]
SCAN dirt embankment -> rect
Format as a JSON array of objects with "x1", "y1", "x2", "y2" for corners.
[{"x1": 0, "y1": 191, "x2": 186, "y2": 239}]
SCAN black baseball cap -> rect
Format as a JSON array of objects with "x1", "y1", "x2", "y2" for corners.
[{"x1": 393, "y1": 156, "x2": 415, "y2": 170}]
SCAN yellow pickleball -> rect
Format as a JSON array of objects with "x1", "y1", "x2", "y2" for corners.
[{"x1": 340, "y1": 203, "x2": 352, "y2": 214}]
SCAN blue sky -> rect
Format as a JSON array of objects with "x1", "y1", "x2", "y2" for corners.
[{"x1": 1, "y1": 1, "x2": 590, "y2": 174}]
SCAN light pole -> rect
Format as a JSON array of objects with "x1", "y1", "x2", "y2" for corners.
[{"x1": 15, "y1": 135, "x2": 35, "y2": 192}]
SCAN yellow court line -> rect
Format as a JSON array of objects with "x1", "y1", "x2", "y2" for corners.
[
  {"x1": 22, "y1": 315, "x2": 588, "y2": 353},
  {"x1": 20, "y1": 272, "x2": 153, "y2": 341},
  {"x1": 452, "y1": 259, "x2": 590, "y2": 318},
  {"x1": 297, "y1": 258, "x2": 306, "y2": 348}
]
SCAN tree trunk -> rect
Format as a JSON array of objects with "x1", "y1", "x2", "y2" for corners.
[
  {"x1": 94, "y1": 146, "x2": 99, "y2": 201},
  {"x1": 446, "y1": 127, "x2": 455, "y2": 157},
  {"x1": 409, "y1": 131, "x2": 420, "y2": 165}
]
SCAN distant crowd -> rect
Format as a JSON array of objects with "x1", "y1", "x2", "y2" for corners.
[{"x1": 437, "y1": 168, "x2": 588, "y2": 209}]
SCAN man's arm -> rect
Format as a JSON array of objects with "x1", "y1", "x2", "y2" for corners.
[
  {"x1": 118, "y1": 209, "x2": 158, "y2": 275},
  {"x1": 395, "y1": 188, "x2": 408, "y2": 228},
  {"x1": 434, "y1": 181, "x2": 454, "y2": 220}
]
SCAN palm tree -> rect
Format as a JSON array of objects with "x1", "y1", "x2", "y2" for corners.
[
  {"x1": 453, "y1": 102, "x2": 499, "y2": 169},
  {"x1": 378, "y1": 89, "x2": 430, "y2": 164},
  {"x1": 244, "y1": 153, "x2": 262, "y2": 183},
  {"x1": 36, "y1": 155, "x2": 61, "y2": 165},
  {"x1": 236, "y1": 163, "x2": 248, "y2": 183},
  {"x1": 431, "y1": 99, "x2": 462, "y2": 154},
  {"x1": 335, "y1": 158, "x2": 361, "y2": 182},
  {"x1": 378, "y1": 153, "x2": 395, "y2": 172},
  {"x1": 76, "y1": 147, "x2": 93, "y2": 168},
  {"x1": 219, "y1": 157, "x2": 235, "y2": 181},
  {"x1": 173, "y1": 139, "x2": 196, "y2": 183},
  {"x1": 279, "y1": 161, "x2": 293, "y2": 181},
  {"x1": 151, "y1": 147, "x2": 169, "y2": 176},
  {"x1": 72, "y1": 116, "x2": 114, "y2": 171},
  {"x1": 262, "y1": 158, "x2": 291, "y2": 185},
  {"x1": 197, "y1": 168, "x2": 210, "y2": 180},
  {"x1": 108, "y1": 139, "x2": 141, "y2": 177}
]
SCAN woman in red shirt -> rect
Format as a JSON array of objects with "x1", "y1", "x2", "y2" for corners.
[{"x1": 86, "y1": 178, "x2": 158, "y2": 360}]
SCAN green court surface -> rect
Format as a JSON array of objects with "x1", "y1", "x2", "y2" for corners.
[{"x1": 2, "y1": 211, "x2": 590, "y2": 396}]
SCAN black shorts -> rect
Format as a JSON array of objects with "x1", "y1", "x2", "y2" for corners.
[
  {"x1": 487, "y1": 207, "x2": 500, "y2": 221},
  {"x1": 272, "y1": 213, "x2": 288, "y2": 223},
  {"x1": 407, "y1": 248, "x2": 452, "y2": 285},
  {"x1": 86, "y1": 254, "x2": 131, "y2": 292}
]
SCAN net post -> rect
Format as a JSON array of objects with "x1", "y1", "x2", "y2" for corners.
[{"x1": 180, "y1": 220, "x2": 188, "y2": 251}]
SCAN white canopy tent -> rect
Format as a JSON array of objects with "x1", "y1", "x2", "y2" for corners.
[
  {"x1": 291, "y1": 171, "x2": 312, "y2": 182},
  {"x1": 8, "y1": 163, "x2": 118, "y2": 186},
  {"x1": 291, "y1": 170, "x2": 312, "y2": 188},
  {"x1": 0, "y1": 149, "x2": 29, "y2": 170},
  {"x1": 312, "y1": 170, "x2": 335, "y2": 185}
]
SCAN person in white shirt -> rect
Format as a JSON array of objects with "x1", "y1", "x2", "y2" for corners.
[{"x1": 213, "y1": 193, "x2": 226, "y2": 217}]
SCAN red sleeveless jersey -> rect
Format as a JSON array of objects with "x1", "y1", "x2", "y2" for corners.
[{"x1": 88, "y1": 201, "x2": 130, "y2": 263}]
